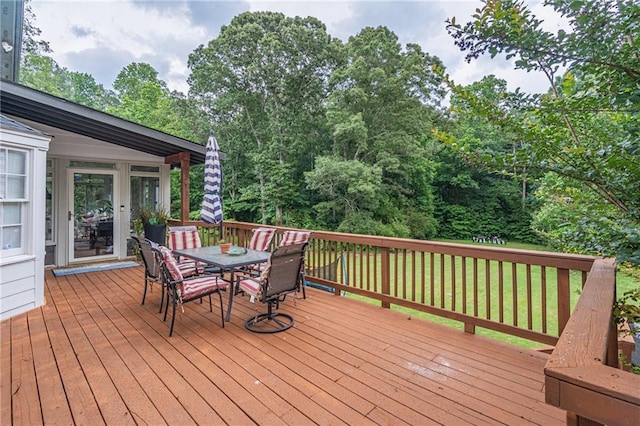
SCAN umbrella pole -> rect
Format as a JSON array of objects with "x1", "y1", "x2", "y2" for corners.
[{"x1": 219, "y1": 166, "x2": 224, "y2": 241}]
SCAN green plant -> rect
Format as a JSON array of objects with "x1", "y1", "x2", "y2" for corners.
[
  {"x1": 137, "y1": 207, "x2": 169, "y2": 226},
  {"x1": 613, "y1": 287, "x2": 640, "y2": 336}
]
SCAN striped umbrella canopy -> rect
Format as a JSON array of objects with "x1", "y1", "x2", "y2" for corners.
[{"x1": 200, "y1": 133, "x2": 223, "y2": 224}]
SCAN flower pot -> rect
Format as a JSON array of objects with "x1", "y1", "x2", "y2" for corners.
[
  {"x1": 144, "y1": 223, "x2": 167, "y2": 246},
  {"x1": 220, "y1": 243, "x2": 232, "y2": 254}
]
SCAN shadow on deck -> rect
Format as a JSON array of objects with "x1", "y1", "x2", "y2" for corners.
[{"x1": 1, "y1": 266, "x2": 564, "y2": 425}]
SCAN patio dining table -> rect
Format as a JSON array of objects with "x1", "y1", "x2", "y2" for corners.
[{"x1": 171, "y1": 245, "x2": 271, "y2": 321}]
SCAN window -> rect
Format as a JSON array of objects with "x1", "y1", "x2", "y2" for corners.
[
  {"x1": 46, "y1": 165, "x2": 54, "y2": 242},
  {"x1": 0, "y1": 148, "x2": 27, "y2": 254}
]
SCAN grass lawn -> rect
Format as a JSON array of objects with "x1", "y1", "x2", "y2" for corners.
[{"x1": 338, "y1": 239, "x2": 639, "y2": 349}]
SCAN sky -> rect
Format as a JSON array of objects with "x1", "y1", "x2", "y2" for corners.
[{"x1": 29, "y1": 0, "x2": 562, "y2": 95}]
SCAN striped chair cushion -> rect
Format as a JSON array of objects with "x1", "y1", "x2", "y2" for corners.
[
  {"x1": 248, "y1": 227, "x2": 276, "y2": 252},
  {"x1": 180, "y1": 276, "x2": 229, "y2": 300},
  {"x1": 238, "y1": 277, "x2": 262, "y2": 299},
  {"x1": 166, "y1": 230, "x2": 206, "y2": 275},
  {"x1": 159, "y1": 246, "x2": 184, "y2": 281},
  {"x1": 279, "y1": 230, "x2": 311, "y2": 247},
  {"x1": 168, "y1": 229, "x2": 202, "y2": 250},
  {"x1": 159, "y1": 246, "x2": 204, "y2": 278}
]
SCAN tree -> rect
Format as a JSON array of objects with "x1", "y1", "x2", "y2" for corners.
[
  {"x1": 433, "y1": 75, "x2": 539, "y2": 242},
  {"x1": 188, "y1": 11, "x2": 341, "y2": 225},
  {"x1": 321, "y1": 26, "x2": 444, "y2": 238},
  {"x1": 304, "y1": 156, "x2": 383, "y2": 229},
  {"x1": 442, "y1": 0, "x2": 639, "y2": 263}
]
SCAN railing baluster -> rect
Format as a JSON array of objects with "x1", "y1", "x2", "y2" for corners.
[
  {"x1": 381, "y1": 247, "x2": 390, "y2": 309},
  {"x1": 451, "y1": 255, "x2": 456, "y2": 312},
  {"x1": 473, "y1": 258, "x2": 479, "y2": 317},
  {"x1": 420, "y1": 251, "x2": 425, "y2": 304},
  {"x1": 440, "y1": 253, "x2": 445, "y2": 309},
  {"x1": 411, "y1": 250, "x2": 416, "y2": 302},
  {"x1": 430, "y1": 253, "x2": 435, "y2": 306},
  {"x1": 527, "y1": 264, "x2": 533, "y2": 330},
  {"x1": 557, "y1": 268, "x2": 571, "y2": 335},
  {"x1": 462, "y1": 256, "x2": 467, "y2": 314},
  {"x1": 498, "y1": 260, "x2": 504, "y2": 324},
  {"x1": 485, "y1": 259, "x2": 491, "y2": 320},
  {"x1": 512, "y1": 263, "x2": 518, "y2": 327},
  {"x1": 541, "y1": 266, "x2": 547, "y2": 334}
]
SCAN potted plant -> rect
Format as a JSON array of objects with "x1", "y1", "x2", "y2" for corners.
[
  {"x1": 218, "y1": 239, "x2": 232, "y2": 254},
  {"x1": 613, "y1": 287, "x2": 640, "y2": 372},
  {"x1": 134, "y1": 208, "x2": 169, "y2": 245}
]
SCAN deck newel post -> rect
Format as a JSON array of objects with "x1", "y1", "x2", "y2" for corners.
[
  {"x1": 165, "y1": 152, "x2": 191, "y2": 223},
  {"x1": 557, "y1": 268, "x2": 570, "y2": 335},
  {"x1": 381, "y1": 247, "x2": 390, "y2": 309}
]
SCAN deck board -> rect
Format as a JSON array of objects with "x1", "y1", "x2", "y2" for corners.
[{"x1": 1, "y1": 266, "x2": 565, "y2": 425}]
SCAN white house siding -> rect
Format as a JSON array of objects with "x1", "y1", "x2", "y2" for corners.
[{"x1": 0, "y1": 117, "x2": 51, "y2": 321}]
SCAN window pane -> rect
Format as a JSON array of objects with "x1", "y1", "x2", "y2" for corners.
[
  {"x1": 2, "y1": 203, "x2": 21, "y2": 224},
  {"x1": 131, "y1": 165, "x2": 160, "y2": 173},
  {"x1": 0, "y1": 177, "x2": 5, "y2": 199},
  {"x1": 0, "y1": 150, "x2": 5, "y2": 173},
  {"x1": 46, "y1": 171, "x2": 54, "y2": 241},
  {"x1": 2, "y1": 225, "x2": 21, "y2": 250},
  {"x1": 8, "y1": 150, "x2": 26, "y2": 174},
  {"x1": 7, "y1": 176, "x2": 25, "y2": 198},
  {"x1": 69, "y1": 161, "x2": 115, "y2": 169}
]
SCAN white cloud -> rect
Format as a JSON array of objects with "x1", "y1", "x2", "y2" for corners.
[{"x1": 30, "y1": 0, "x2": 558, "y2": 94}]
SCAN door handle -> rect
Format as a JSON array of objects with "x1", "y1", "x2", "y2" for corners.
[{"x1": 69, "y1": 211, "x2": 73, "y2": 221}]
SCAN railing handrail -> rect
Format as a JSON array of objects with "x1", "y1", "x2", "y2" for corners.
[
  {"x1": 544, "y1": 258, "x2": 640, "y2": 425},
  {"x1": 173, "y1": 219, "x2": 597, "y2": 270}
]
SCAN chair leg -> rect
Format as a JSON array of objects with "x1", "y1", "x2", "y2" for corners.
[
  {"x1": 169, "y1": 301, "x2": 177, "y2": 336},
  {"x1": 159, "y1": 283, "x2": 165, "y2": 314},
  {"x1": 217, "y1": 290, "x2": 225, "y2": 328},
  {"x1": 163, "y1": 290, "x2": 171, "y2": 322},
  {"x1": 141, "y1": 276, "x2": 148, "y2": 305},
  {"x1": 209, "y1": 295, "x2": 213, "y2": 312}
]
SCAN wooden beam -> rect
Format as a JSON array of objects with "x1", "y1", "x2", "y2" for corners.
[{"x1": 165, "y1": 152, "x2": 190, "y2": 222}]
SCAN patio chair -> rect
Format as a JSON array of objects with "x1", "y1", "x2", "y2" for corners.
[
  {"x1": 279, "y1": 230, "x2": 311, "y2": 247},
  {"x1": 167, "y1": 225, "x2": 206, "y2": 276},
  {"x1": 131, "y1": 235, "x2": 165, "y2": 311},
  {"x1": 278, "y1": 230, "x2": 311, "y2": 298},
  {"x1": 158, "y1": 245, "x2": 228, "y2": 336},
  {"x1": 236, "y1": 242, "x2": 307, "y2": 333},
  {"x1": 249, "y1": 227, "x2": 277, "y2": 251},
  {"x1": 244, "y1": 227, "x2": 277, "y2": 276}
]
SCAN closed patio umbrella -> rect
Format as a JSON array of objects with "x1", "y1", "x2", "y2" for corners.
[{"x1": 200, "y1": 132, "x2": 223, "y2": 226}]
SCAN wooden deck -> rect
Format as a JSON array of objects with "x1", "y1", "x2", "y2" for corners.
[{"x1": 2, "y1": 265, "x2": 565, "y2": 425}]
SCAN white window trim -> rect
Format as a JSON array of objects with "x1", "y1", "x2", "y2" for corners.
[{"x1": 0, "y1": 146, "x2": 29, "y2": 256}]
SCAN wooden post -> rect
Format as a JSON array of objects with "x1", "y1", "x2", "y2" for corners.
[
  {"x1": 165, "y1": 152, "x2": 190, "y2": 223},
  {"x1": 381, "y1": 247, "x2": 390, "y2": 309},
  {"x1": 557, "y1": 268, "x2": 570, "y2": 335}
]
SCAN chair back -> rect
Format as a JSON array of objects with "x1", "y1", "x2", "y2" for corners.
[
  {"x1": 279, "y1": 230, "x2": 311, "y2": 247},
  {"x1": 264, "y1": 243, "x2": 307, "y2": 299},
  {"x1": 168, "y1": 226, "x2": 202, "y2": 250},
  {"x1": 248, "y1": 227, "x2": 276, "y2": 251},
  {"x1": 132, "y1": 235, "x2": 161, "y2": 280},
  {"x1": 158, "y1": 245, "x2": 184, "y2": 281}
]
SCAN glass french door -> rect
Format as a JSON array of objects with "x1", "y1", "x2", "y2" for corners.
[{"x1": 69, "y1": 170, "x2": 117, "y2": 261}]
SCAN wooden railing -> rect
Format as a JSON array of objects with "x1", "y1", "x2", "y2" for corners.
[
  {"x1": 171, "y1": 220, "x2": 598, "y2": 346},
  {"x1": 544, "y1": 259, "x2": 640, "y2": 425}
]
